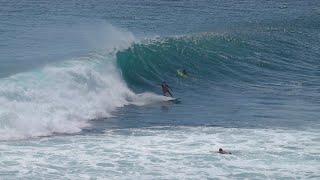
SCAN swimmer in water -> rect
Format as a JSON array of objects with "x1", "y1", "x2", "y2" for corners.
[{"x1": 217, "y1": 148, "x2": 231, "y2": 154}]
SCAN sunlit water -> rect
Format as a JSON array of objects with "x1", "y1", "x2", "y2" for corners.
[{"x1": 0, "y1": 0, "x2": 320, "y2": 179}]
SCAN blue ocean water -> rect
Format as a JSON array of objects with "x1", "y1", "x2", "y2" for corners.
[{"x1": 0, "y1": 0, "x2": 320, "y2": 179}]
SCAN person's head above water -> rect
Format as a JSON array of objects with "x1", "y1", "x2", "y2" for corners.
[{"x1": 217, "y1": 148, "x2": 231, "y2": 154}]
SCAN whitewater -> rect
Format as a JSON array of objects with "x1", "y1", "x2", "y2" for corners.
[
  {"x1": 0, "y1": 25, "x2": 172, "y2": 140},
  {"x1": 1, "y1": 0, "x2": 320, "y2": 179}
]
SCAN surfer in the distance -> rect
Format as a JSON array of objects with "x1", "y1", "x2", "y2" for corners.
[
  {"x1": 217, "y1": 148, "x2": 231, "y2": 154},
  {"x1": 161, "y1": 81, "x2": 173, "y2": 97},
  {"x1": 177, "y1": 69, "x2": 188, "y2": 78},
  {"x1": 182, "y1": 69, "x2": 188, "y2": 76}
]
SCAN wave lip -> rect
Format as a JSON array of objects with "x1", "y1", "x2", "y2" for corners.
[
  {"x1": 0, "y1": 25, "x2": 168, "y2": 141},
  {"x1": 0, "y1": 53, "x2": 169, "y2": 140}
]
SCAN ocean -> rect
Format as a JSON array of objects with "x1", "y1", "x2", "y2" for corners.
[{"x1": 0, "y1": 0, "x2": 319, "y2": 179}]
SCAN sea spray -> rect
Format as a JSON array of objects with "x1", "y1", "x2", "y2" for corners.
[{"x1": 0, "y1": 25, "x2": 167, "y2": 140}]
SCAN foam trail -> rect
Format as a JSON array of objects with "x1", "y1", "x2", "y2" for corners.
[{"x1": 0, "y1": 25, "x2": 167, "y2": 140}]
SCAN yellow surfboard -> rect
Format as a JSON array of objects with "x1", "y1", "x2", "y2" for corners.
[{"x1": 177, "y1": 70, "x2": 188, "y2": 78}]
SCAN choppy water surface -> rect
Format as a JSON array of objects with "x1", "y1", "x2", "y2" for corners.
[
  {"x1": 1, "y1": 127, "x2": 319, "y2": 179},
  {"x1": 0, "y1": 0, "x2": 319, "y2": 179}
]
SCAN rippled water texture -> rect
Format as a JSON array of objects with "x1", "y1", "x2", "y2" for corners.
[
  {"x1": 0, "y1": 0, "x2": 320, "y2": 179},
  {"x1": 1, "y1": 127, "x2": 319, "y2": 179}
]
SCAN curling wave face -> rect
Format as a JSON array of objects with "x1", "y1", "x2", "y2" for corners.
[
  {"x1": 116, "y1": 32, "x2": 320, "y2": 129},
  {"x1": 117, "y1": 32, "x2": 319, "y2": 91},
  {"x1": 0, "y1": 26, "x2": 171, "y2": 140},
  {"x1": 1, "y1": 23, "x2": 320, "y2": 140}
]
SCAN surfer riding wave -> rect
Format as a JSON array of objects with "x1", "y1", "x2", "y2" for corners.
[{"x1": 161, "y1": 81, "x2": 173, "y2": 97}]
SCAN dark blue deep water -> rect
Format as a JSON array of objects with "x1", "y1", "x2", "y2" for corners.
[{"x1": 0, "y1": 0, "x2": 319, "y2": 179}]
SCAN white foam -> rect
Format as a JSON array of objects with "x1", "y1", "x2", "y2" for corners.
[
  {"x1": 0, "y1": 127, "x2": 318, "y2": 179},
  {"x1": 0, "y1": 26, "x2": 166, "y2": 140}
]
